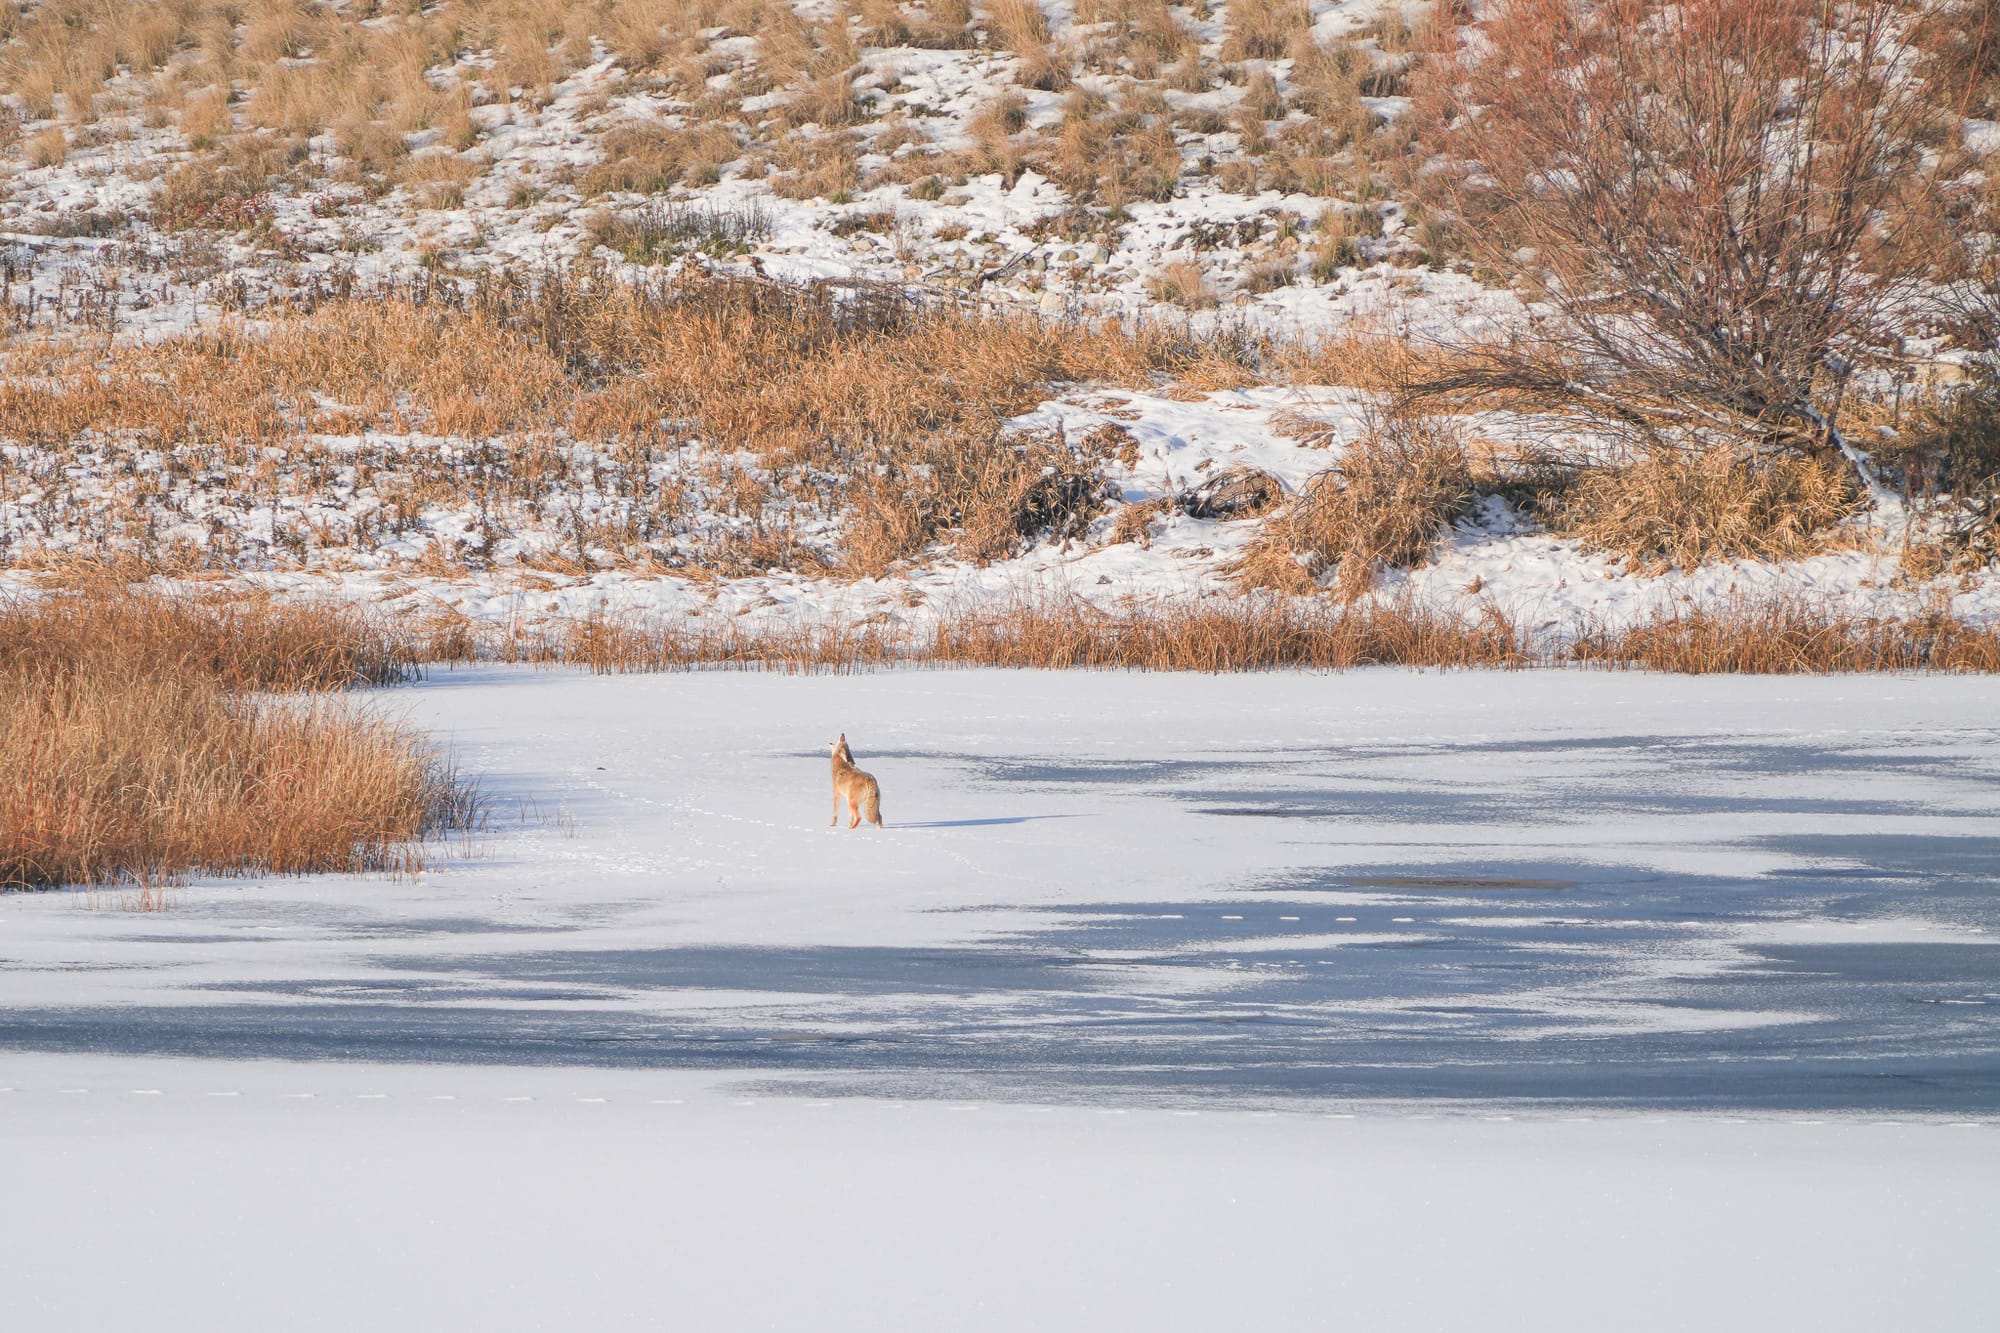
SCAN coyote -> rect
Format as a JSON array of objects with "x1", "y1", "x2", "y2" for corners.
[{"x1": 829, "y1": 733, "x2": 884, "y2": 829}]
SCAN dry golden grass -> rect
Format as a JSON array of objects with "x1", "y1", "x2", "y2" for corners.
[
  {"x1": 1235, "y1": 412, "x2": 1475, "y2": 597},
  {"x1": 1287, "y1": 34, "x2": 1374, "y2": 146},
  {"x1": 0, "y1": 590, "x2": 474, "y2": 892},
  {"x1": 0, "y1": 586, "x2": 417, "y2": 690},
  {"x1": 457, "y1": 590, "x2": 2000, "y2": 676},
  {"x1": 0, "y1": 269, "x2": 1238, "y2": 575},
  {"x1": 179, "y1": 85, "x2": 231, "y2": 145},
  {"x1": 922, "y1": 591, "x2": 1533, "y2": 669},
  {"x1": 497, "y1": 606, "x2": 903, "y2": 674},
  {"x1": 1221, "y1": 0, "x2": 1312, "y2": 62},
  {"x1": 845, "y1": 428, "x2": 1112, "y2": 573},
  {"x1": 987, "y1": 0, "x2": 1071, "y2": 91},
  {"x1": 584, "y1": 122, "x2": 744, "y2": 194},
  {"x1": 1, "y1": 261, "x2": 1911, "y2": 588},
  {"x1": 0, "y1": 0, "x2": 1421, "y2": 215},
  {"x1": 1146, "y1": 259, "x2": 1216, "y2": 310},
  {"x1": 24, "y1": 124, "x2": 66, "y2": 166},
  {"x1": 1276, "y1": 322, "x2": 1446, "y2": 392},
  {"x1": 1571, "y1": 596, "x2": 2000, "y2": 674},
  {"x1": 1553, "y1": 447, "x2": 1865, "y2": 573},
  {"x1": 1038, "y1": 91, "x2": 1183, "y2": 208},
  {"x1": 764, "y1": 129, "x2": 860, "y2": 199}
]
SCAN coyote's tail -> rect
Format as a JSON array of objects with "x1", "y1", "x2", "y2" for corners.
[{"x1": 863, "y1": 785, "x2": 883, "y2": 827}]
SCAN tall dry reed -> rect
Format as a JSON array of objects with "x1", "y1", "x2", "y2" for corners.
[
  {"x1": 1570, "y1": 597, "x2": 2000, "y2": 674},
  {"x1": 0, "y1": 590, "x2": 473, "y2": 891},
  {"x1": 459, "y1": 590, "x2": 1999, "y2": 676}
]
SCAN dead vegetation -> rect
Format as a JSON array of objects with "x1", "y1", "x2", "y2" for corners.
[
  {"x1": 0, "y1": 589, "x2": 476, "y2": 893},
  {"x1": 289, "y1": 588, "x2": 2000, "y2": 676},
  {"x1": 1553, "y1": 447, "x2": 1865, "y2": 573},
  {"x1": 1879, "y1": 376, "x2": 2000, "y2": 572},
  {"x1": 0, "y1": 268, "x2": 1241, "y2": 577},
  {"x1": 1411, "y1": 0, "x2": 1951, "y2": 495},
  {"x1": 0, "y1": 258, "x2": 1965, "y2": 587},
  {"x1": 1570, "y1": 596, "x2": 2000, "y2": 674},
  {"x1": 1233, "y1": 411, "x2": 1474, "y2": 597},
  {"x1": 845, "y1": 428, "x2": 1114, "y2": 573},
  {"x1": 0, "y1": 0, "x2": 1416, "y2": 229}
]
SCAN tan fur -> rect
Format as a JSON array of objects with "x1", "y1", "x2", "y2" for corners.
[{"x1": 829, "y1": 732, "x2": 883, "y2": 828}]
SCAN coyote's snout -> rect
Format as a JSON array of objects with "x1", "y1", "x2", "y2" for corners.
[{"x1": 829, "y1": 733, "x2": 884, "y2": 829}]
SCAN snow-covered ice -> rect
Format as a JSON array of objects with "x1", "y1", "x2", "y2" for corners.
[
  {"x1": 5, "y1": 666, "x2": 1999, "y2": 1329},
  {"x1": 5, "y1": 667, "x2": 1998, "y2": 1107},
  {"x1": 5, "y1": 1054, "x2": 1996, "y2": 1333}
]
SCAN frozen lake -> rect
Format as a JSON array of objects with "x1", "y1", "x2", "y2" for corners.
[
  {"x1": 4, "y1": 667, "x2": 1997, "y2": 1112},
  {"x1": 7, "y1": 667, "x2": 2000, "y2": 1330}
]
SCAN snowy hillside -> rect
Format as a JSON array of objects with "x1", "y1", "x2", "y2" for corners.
[{"x1": 1, "y1": 0, "x2": 1995, "y2": 638}]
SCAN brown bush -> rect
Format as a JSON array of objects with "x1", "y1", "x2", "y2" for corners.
[
  {"x1": 1413, "y1": 0, "x2": 1947, "y2": 495},
  {"x1": 844, "y1": 429, "x2": 1112, "y2": 573},
  {"x1": 1554, "y1": 447, "x2": 1864, "y2": 573},
  {"x1": 1235, "y1": 412, "x2": 1474, "y2": 597},
  {"x1": 1882, "y1": 381, "x2": 2000, "y2": 570}
]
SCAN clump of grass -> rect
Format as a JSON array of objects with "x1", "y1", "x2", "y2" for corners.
[
  {"x1": 589, "y1": 198, "x2": 774, "y2": 262},
  {"x1": 582, "y1": 122, "x2": 744, "y2": 195},
  {"x1": 1552, "y1": 446, "x2": 1864, "y2": 573},
  {"x1": 1235, "y1": 411, "x2": 1474, "y2": 597},
  {"x1": 845, "y1": 428, "x2": 1113, "y2": 573},
  {"x1": 152, "y1": 134, "x2": 301, "y2": 231},
  {"x1": 1880, "y1": 380, "x2": 2000, "y2": 571},
  {"x1": 0, "y1": 591, "x2": 475, "y2": 893},
  {"x1": 1040, "y1": 91, "x2": 1182, "y2": 208},
  {"x1": 1147, "y1": 259, "x2": 1217, "y2": 310},
  {"x1": 987, "y1": 0, "x2": 1071, "y2": 91},
  {"x1": 1222, "y1": 0, "x2": 1312, "y2": 62},
  {"x1": 25, "y1": 125, "x2": 66, "y2": 167}
]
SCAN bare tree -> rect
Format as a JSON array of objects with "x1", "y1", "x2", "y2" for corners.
[{"x1": 1413, "y1": 0, "x2": 1954, "y2": 502}]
